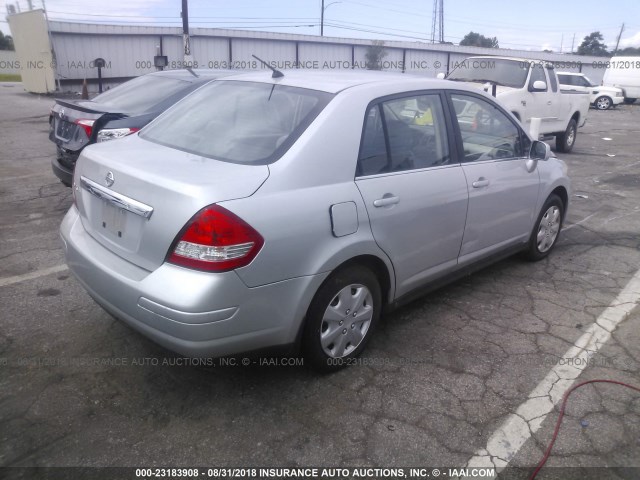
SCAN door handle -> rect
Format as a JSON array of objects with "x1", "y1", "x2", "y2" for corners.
[
  {"x1": 547, "y1": 101, "x2": 552, "y2": 105},
  {"x1": 373, "y1": 194, "x2": 400, "y2": 207},
  {"x1": 472, "y1": 177, "x2": 490, "y2": 188}
]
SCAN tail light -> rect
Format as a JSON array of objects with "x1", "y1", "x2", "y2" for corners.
[
  {"x1": 97, "y1": 127, "x2": 140, "y2": 143},
  {"x1": 168, "y1": 205, "x2": 264, "y2": 272},
  {"x1": 75, "y1": 119, "x2": 95, "y2": 138}
]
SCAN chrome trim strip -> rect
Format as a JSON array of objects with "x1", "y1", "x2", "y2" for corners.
[{"x1": 80, "y1": 175, "x2": 154, "y2": 219}]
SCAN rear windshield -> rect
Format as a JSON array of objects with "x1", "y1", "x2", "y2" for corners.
[
  {"x1": 448, "y1": 59, "x2": 529, "y2": 89},
  {"x1": 92, "y1": 75, "x2": 191, "y2": 114},
  {"x1": 140, "y1": 81, "x2": 333, "y2": 164}
]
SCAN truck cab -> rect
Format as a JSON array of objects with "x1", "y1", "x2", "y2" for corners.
[{"x1": 446, "y1": 56, "x2": 590, "y2": 153}]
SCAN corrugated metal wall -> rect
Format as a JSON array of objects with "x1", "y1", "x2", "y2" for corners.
[{"x1": 10, "y1": 18, "x2": 612, "y2": 90}]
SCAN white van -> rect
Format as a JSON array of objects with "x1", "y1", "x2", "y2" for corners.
[{"x1": 602, "y1": 56, "x2": 640, "y2": 104}]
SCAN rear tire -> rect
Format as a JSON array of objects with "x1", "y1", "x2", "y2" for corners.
[
  {"x1": 594, "y1": 96, "x2": 612, "y2": 110},
  {"x1": 303, "y1": 265, "x2": 381, "y2": 372},
  {"x1": 525, "y1": 194, "x2": 564, "y2": 261},
  {"x1": 555, "y1": 118, "x2": 577, "y2": 153}
]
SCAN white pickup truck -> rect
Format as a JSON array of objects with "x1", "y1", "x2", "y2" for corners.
[{"x1": 445, "y1": 56, "x2": 591, "y2": 153}]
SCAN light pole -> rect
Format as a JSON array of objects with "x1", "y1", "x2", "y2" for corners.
[{"x1": 321, "y1": 0, "x2": 341, "y2": 36}]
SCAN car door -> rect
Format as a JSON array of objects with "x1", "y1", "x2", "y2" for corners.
[
  {"x1": 355, "y1": 92, "x2": 468, "y2": 298},
  {"x1": 448, "y1": 92, "x2": 540, "y2": 266},
  {"x1": 523, "y1": 63, "x2": 557, "y2": 130}
]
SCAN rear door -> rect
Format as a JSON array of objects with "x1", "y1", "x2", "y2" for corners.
[
  {"x1": 447, "y1": 91, "x2": 540, "y2": 265},
  {"x1": 355, "y1": 92, "x2": 468, "y2": 298}
]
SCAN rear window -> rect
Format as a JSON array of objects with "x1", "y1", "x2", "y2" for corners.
[
  {"x1": 92, "y1": 75, "x2": 191, "y2": 114},
  {"x1": 140, "y1": 81, "x2": 333, "y2": 165}
]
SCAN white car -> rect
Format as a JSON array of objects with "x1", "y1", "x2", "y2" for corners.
[{"x1": 557, "y1": 72, "x2": 624, "y2": 110}]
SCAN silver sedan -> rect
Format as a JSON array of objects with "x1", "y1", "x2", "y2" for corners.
[{"x1": 60, "y1": 70, "x2": 569, "y2": 371}]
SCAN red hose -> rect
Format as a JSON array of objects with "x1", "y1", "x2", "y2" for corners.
[{"x1": 529, "y1": 379, "x2": 640, "y2": 480}]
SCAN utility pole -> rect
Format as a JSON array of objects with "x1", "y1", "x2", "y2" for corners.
[
  {"x1": 614, "y1": 23, "x2": 625, "y2": 54},
  {"x1": 560, "y1": 33, "x2": 563, "y2": 53},
  {"x1": 571, "y1": 33, "x2": 575, "y2": 53},
  {"x1": 320, "y1": 1, "x2": 341, "y2": 37},
  {"x1": 181, "y1": 0, "x2": 192, "y2": 63},
  {"x1": 430, "y1": 0, "x2": 444, "y2": 43},
  {"x1": 27, "y1": 0, "x2": 33, "y2": 10}
]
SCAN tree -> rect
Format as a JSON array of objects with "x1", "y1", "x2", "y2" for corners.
[
  {"x1": 459, "y1": 31, "x2": 499, "y2": 48},
  {"x1": 365, "y1": 40, "x2": 388, "y2": 70},
  {"x1": 0, "y1": 32, "x2": 14, "y2": 51},
  {"x1": 617, "y1": 46, "x2": 640, "y2": 56},
  {"x1": 577, "y1": 31, "x2": 609, "y2": 56}
]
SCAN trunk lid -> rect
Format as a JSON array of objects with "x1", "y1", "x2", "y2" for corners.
[
  {"x1": 74, "y1": 134, "x2": 270, "y2": 272},
  {"x1": 49, "y1": 99, "x2": 126, "y2": 153}
]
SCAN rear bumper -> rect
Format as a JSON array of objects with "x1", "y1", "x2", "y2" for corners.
[
  {"x1": 51, "y1": 157, "x2": 73, "y2": 186},
  {"x1": 60, "y1": 206, "x2": 328, "y2": 357}
]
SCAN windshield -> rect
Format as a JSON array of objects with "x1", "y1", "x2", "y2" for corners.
[
  {"x1": 140, "y1": 81, "x2": 333, "y2": 165},
  {"x1": 448, "y1": 59, "x2": 529, "y2": 89},
  {"x1": 92, "y1": 75, "x2": 191, "y2": 114}
]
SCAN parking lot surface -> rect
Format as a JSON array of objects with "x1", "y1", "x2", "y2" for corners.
[{"x1": 1, "y1": 82, "x2": 639, "y2": 478}]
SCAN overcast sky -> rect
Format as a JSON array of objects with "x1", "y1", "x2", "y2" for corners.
[{"x1": 2, "y1": 0, "x2": 640, "y2": 53}]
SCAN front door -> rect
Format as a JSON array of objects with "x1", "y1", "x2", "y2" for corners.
[{"x1": 448, "y1": 92, "x2": 540, "y2": 266}]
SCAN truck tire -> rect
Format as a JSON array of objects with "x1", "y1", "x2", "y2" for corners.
[
  {"x1": 624, "y1": 98, "x2": 637, "y2": 104},
  {"x1": 555, "y1": 118, "x2": 577, "y2": 153}
]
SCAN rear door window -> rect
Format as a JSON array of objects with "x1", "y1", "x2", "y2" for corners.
[{"x1": 357, "y1": 93, "x2": 450, "y2": 176}]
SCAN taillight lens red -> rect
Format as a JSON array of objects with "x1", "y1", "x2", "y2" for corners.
[
  {"x1": 75, "y1": 119, "x2": 95, "y2": 138},
  {"x1": 168, "y1": 205, "x2": 264, "y2": 272}
]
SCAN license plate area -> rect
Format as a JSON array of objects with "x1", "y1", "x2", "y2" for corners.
[
  {"x1": 55, "y1": 119, "x2": 74, "y2": 141},
  {"x1": 101, "y1": 201, "x2": 127, "y2": 238}
]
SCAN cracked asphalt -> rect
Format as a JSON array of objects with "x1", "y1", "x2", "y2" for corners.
[{"x1": 0, "y1": 82, "x2": 639, "y2": 479}]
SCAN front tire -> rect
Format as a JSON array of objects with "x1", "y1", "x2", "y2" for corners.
[
  {"x1": 594, "y1": 96, "x2": 612, "y2": 110},
  {"x1": 525, "y1": 194, "x2": 564, "y2": 261},
  {"x1": 302, "y1": 265, "x2": 381, "y2": 372},
  {"x1": 555, "y1": 118, "x2": 577, "y2": 153}
]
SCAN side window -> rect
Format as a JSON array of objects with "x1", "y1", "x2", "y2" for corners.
[
  {"x1": 357, "y1": 94, "x2": 450, "y2": 176},
  {"x1": 450, "y1": 93, "x2": 525, "y2": 162},
  {"x1": 529, "y1": 64, "x2": 547, "y2": 91},
  {"x1": 577, "y1": 76, "x2": 591, "y2": 87},
  {"x1": 357, "y1": 105, "x2": 388, "y2": 176},
  {"x1": 546, "y1": 67, "x2": 558, "y2": 92}
]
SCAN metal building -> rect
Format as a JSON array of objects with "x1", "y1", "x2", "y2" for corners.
[{"x1": 8, "y1": 9, "x2": 610, "y2": 94}]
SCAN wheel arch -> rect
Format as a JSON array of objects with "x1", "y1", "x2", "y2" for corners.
[{"x1": 549, "y1": 185, "x2": 569, "y2": 221}]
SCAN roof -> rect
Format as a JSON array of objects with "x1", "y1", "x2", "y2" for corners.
[
  {"x1": 218, "y1": 69, "x2": 452, "y2": 93},
  {"x1": 147, "y1": 69, "x2": 235, "y2": 83}
]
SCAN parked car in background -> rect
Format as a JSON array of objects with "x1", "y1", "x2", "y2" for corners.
[
  {"x1": 60, "y1": 71, "x2": 569, "y2": 371},
  {"x1": 557, "y1": 72, "x2": 624, "y2": 110},
  {"x1": 49, "y1": 69, "x2": 233, "y2": 186},
  {"x1": 445, "y1": 57, "x2": 590, "y2": 153},
  {"x1": 602, "y1": 56, "x2": 640, "y2": 104}
]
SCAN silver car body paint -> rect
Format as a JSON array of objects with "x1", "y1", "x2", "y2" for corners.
[{"x1": 60, "y1": 71, "x2": 570, "y2": 357}]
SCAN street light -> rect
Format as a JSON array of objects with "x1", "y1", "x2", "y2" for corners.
[{"x1": 321, "y1": 0, "x2": 342, "y2": 36}]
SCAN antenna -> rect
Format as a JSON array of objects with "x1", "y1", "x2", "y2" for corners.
[{"x1": 251, "y1": 54, "x2": 284, "y2": 78}]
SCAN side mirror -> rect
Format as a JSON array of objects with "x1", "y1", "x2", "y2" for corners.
[
  {"x1": 530, "y1": 140, "x2": 551, "y2": 160},
  {"x1": 531, "y1": 80, "x2": 547, "y2": 91},
  {"x1": 526, "y1": 140, "x2": 551, "y2": 172},
  {"x1": 436, "y1": 72, "x2": 446, "y2": 80}
]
